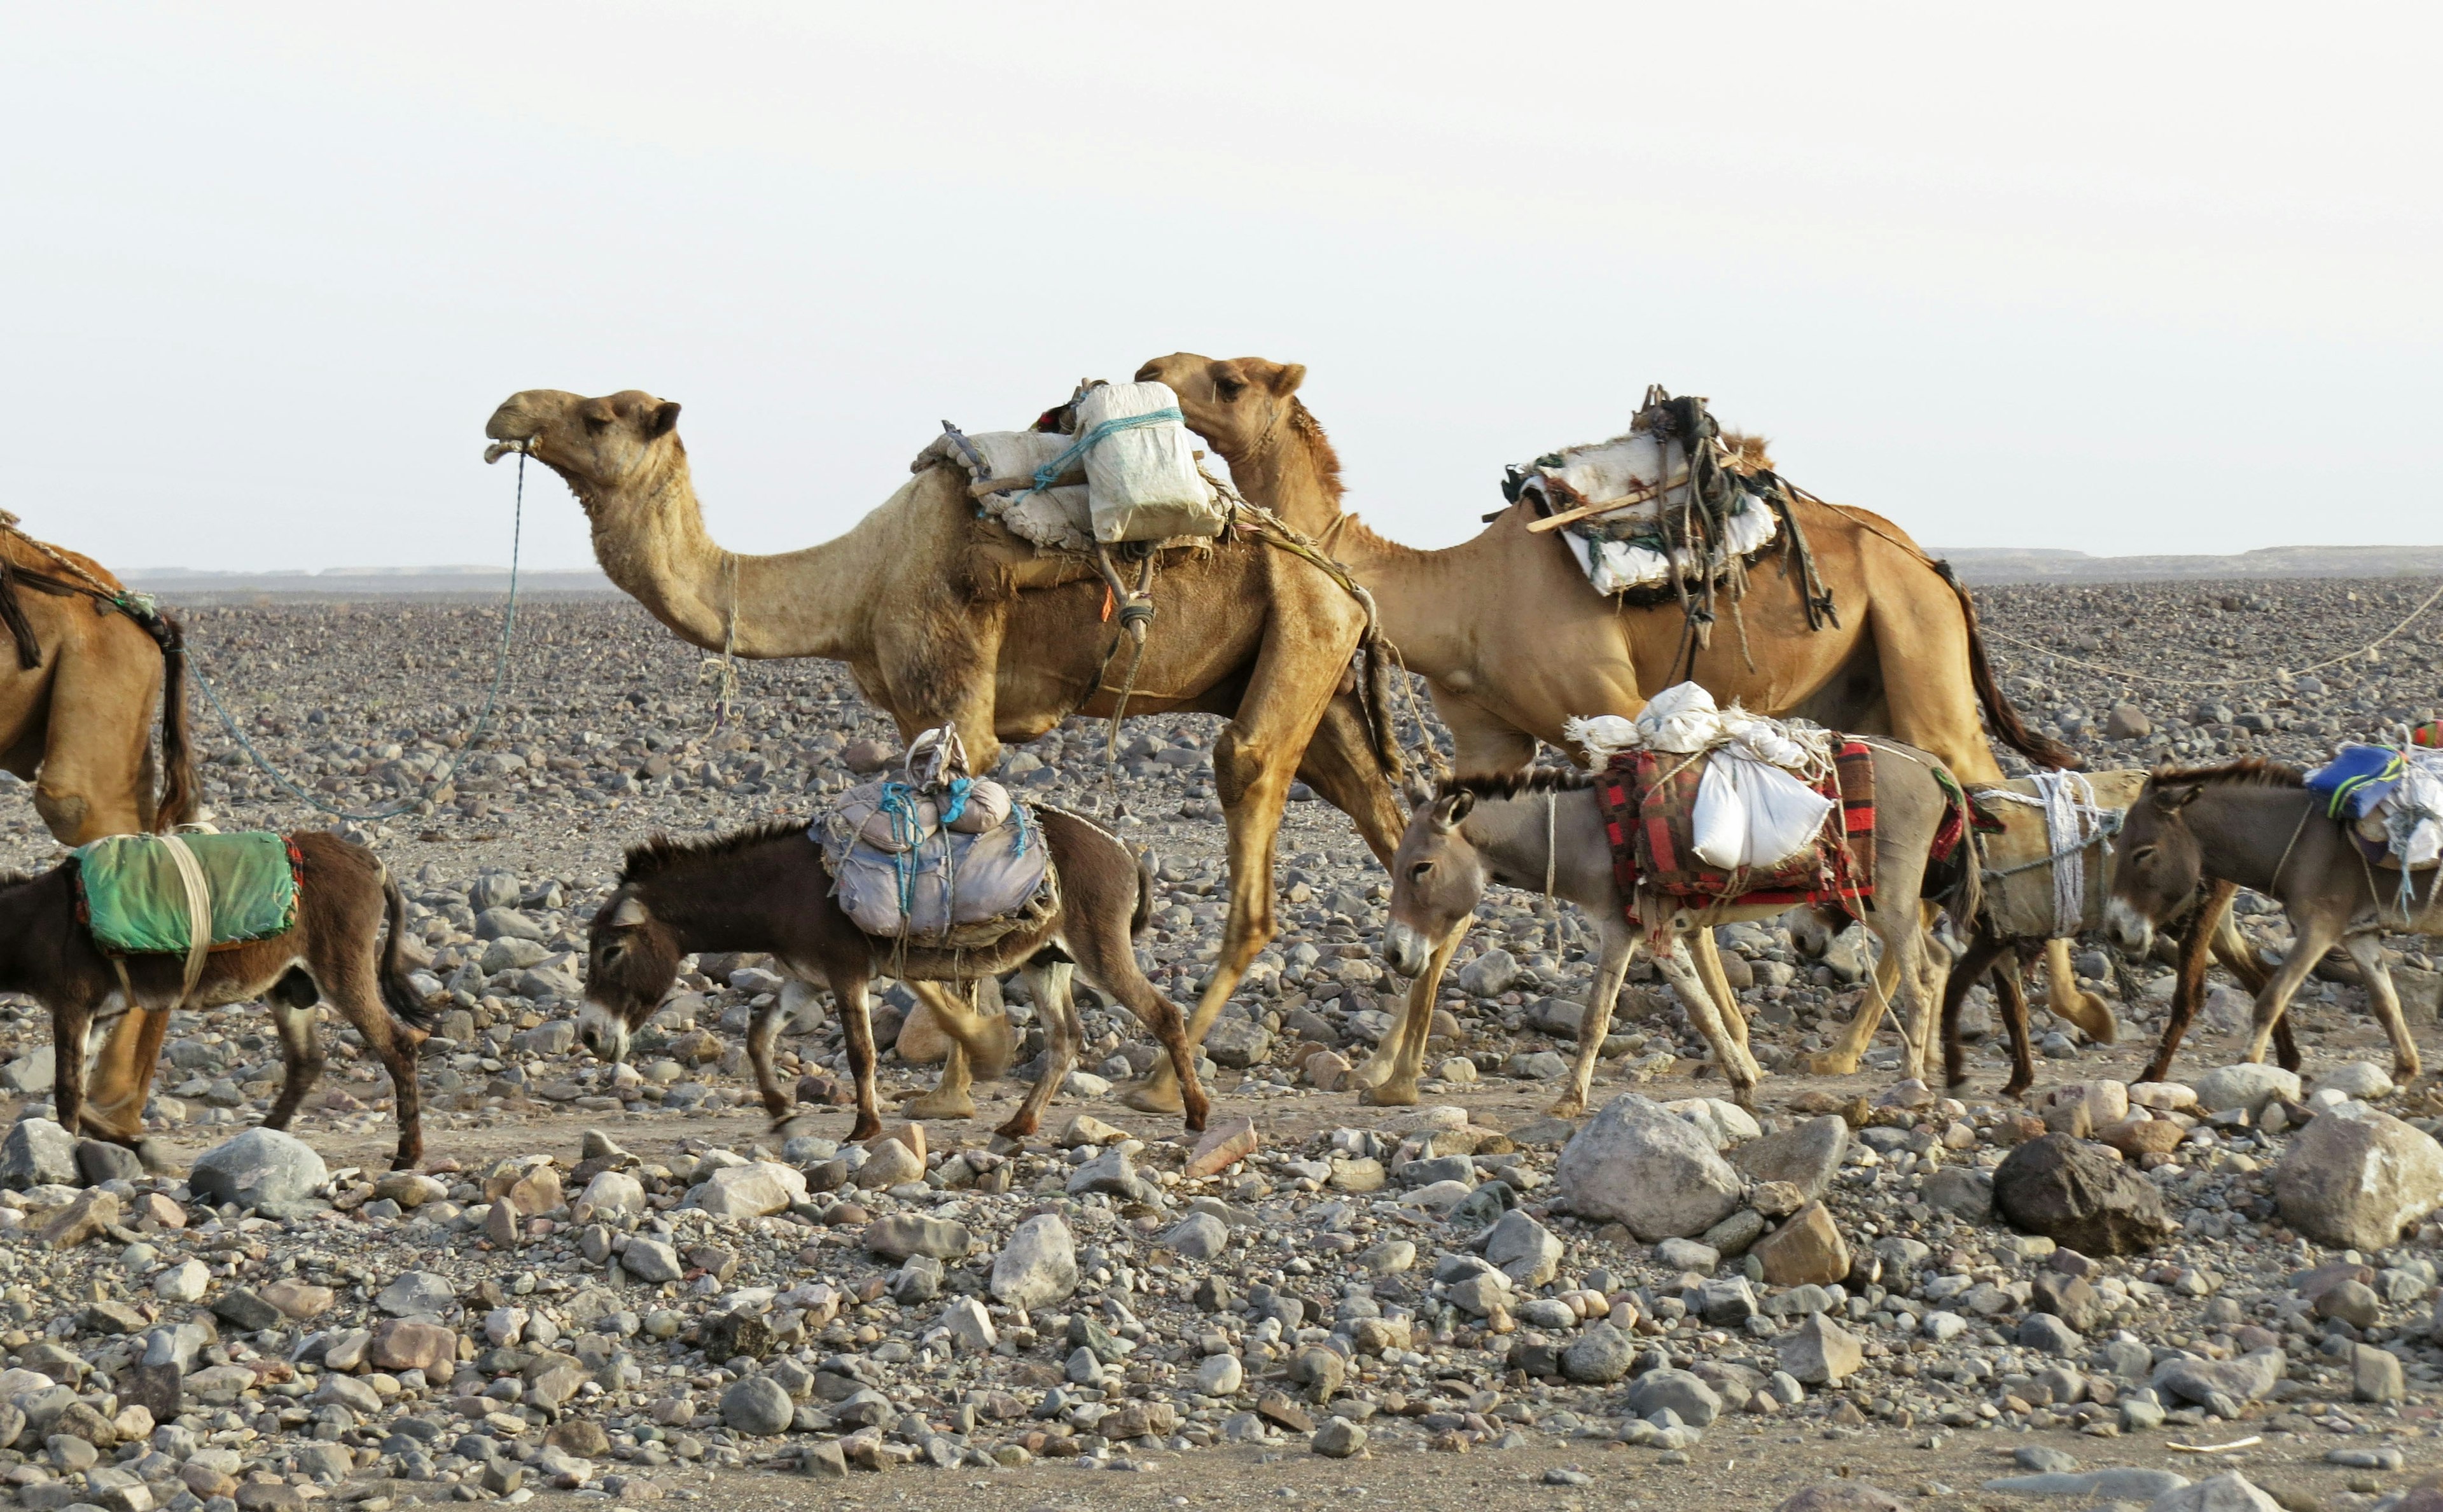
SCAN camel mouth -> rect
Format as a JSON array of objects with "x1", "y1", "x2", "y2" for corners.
[{"x1": 484, "y1": 438, "x2": 534, "y2": 465}]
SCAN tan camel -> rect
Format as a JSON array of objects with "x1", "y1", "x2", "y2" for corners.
[
  {"x1": 1136, "y1": 353, "x2": 2109, "y2": 1091},
  {"x1": 0, "y1": 525, "x2": 201, "y2": 1146},
  {"x1": 483, "y1": 389, "x2": 1417, "y2": 1120}
]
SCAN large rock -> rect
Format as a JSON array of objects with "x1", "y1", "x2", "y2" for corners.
[
  {"x1": 0, "y1": 1120, "x2": 78, "y2": 1190},
  {"x1": 1556, "y1": 1093, "x2": 1743, "y2": 1241},
  {"x1": 2154, "y1": 1348, "x2": 2285, "y2": 1411},
  {"x1": 1775, "y1": 1487, "x2": 1905, "y2": 1512},
  {"x1": 188, "y1": 1128, "x2": 327, "y2": 1216},
  {"x1": 2189, "y1": 1064, "x2": 2300, "y2": 1116},
  {"x1": 373, "y1": 1272, "x2": 455, "y2": 1317},
  {"x1": 1482, "y1": 1210, "x2": 1563, "y2": 1287},
  {"x1": 573, "y1": 1170, "x2": 644, "y2": 1223},
  {"x1": 1561, "y1": 1322, "x2": 1635, "y2": 1384},
  {"x1": 1778, "y1": 1312, "x2": 1862, "y2": 1385},
  {"x1": 1993, "y1": 1134, "x2": 2176, "y2": 1255},
  {"x1": 1627, "y1": 1368, "x2": 1720, "y2": 1426},
  {"x1": 990, "y1": 1213, "x2": 1078, "y2": 1310},
  {"x1": 1730, "y1": 1116, "x2": 1850, "y2": 1202},
  {"x1": 2274, "y1": 1110, "x2": 2443, "y2": 1251},
  {"x1": 720, "y1": 1375, "x2": 793, "y2": 1436},
  {"x1": 2148, "y1": 1473, "x2": 2282, "y2": 1512},
  {"x1": 694, "y1": 1162, "x2": 807, "y2": 1219},
  {"x1": 1752, "y1": 1202, "x2": 1849, "y2": 1286},
  {"x1": 861, "y1": 1214, "x2": 971, "y2": 1262}
]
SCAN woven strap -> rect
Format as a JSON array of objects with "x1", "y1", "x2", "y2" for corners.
[{"x1": 158, "y1": 834, "x2": 213, "y2": 1004}]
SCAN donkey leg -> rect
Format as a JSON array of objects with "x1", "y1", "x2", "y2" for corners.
[
  {"x1": 2041, "y1": 936, "x2": 2117, "y2": 1044},
  {"x1": 996, "y1": 961, "x2": 1076, "y2": 1142},
  {"x1": 1553, "y1": 920, "x2": 1637, "y2": 1119},
  {"x1": 837, "y1": 976, "x2": 884, "y2": 1144},
  {"x1": 746, "y1": 1001, "x2": 791, "y2": 1127},
  {"x1": 2243, "y1": 915, "x2": 2336, "y2": 1067},
  {"x1": 2271, "y1": 1013, "x2": 2303, "y2": 1072},
  {"x1": 1659, "y1": 938, "x2": 1757, "y2": 1107},
  {"x1": 260, "y1": 995, "x2": 324, "y2": 1133},
  {"x1": 52, "y1": 1002, "x2": 94, "y2": 1152},
  {"x1": 2145, "y1": 887, "x2": 2228, "y2": 1085},
  {"x1": 2344, "y1": 931, "x2": 2423, "y2": 1082},
  {"x1": 1994, "y1": 951, "x2": 2037, "y2": 1098},
  {"x1": 1941, "y1": 932, "x2": 2007, "y2": 1092},
  {"x1": 1080, "y1": 931, "x2": 1208, "y2": 1137},
  {"x1": 1692, "y1": 929, "x2": 1750, "y2": 1053}
]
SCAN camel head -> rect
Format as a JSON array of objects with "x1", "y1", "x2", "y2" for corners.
[
  {"x1": 1135, "y1": 353, "x2": 1307, "y2": 466},
  {"x1": 484, "y1": 389, "x2": 684, "y2": 501}
]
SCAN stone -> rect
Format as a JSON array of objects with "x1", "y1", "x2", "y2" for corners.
[
  {"x1": 2316, "y1": 1062, "x2": 2395, "y2": 1100},
  {"x1": 2099, "y1": 1116, "x2": 2185, "y2": 1157},
  {"x1": 187, "y1": 1128, "x2": 327, "y2": 1215},
  {"x1": 1730, "y1": 1115, "x2": 1850, "y2": 1202},
  {"x1": 2316, "y1": 1279, "x2": 2381, "y2": 1327},
  {"x1": 573, "y1": 1170, "x2": 645, "y2": 1223},
  {"x1": 1983, "y1": 1471, "x2": 2192, "y2": 1500},
  {"x1": 1068, "y1": 1141, "x2": 1145, "y2": 1199},
  {"x1": 1458, "y1": 950, "x2": 1521, "y2": 998},
  {"x1": 1753, "y1": 1202, "x2": 1849, "y2": 1286},
  {"x1": 0, "y1": 1046, "x2": 53, "y2": 1095},
  {"x1": 309, "y1": 1375, "x2": 381, "y2": 1415},
  {"x1": 1778, "y1": 1312, "x2": 1862, "y2": 1385},
  {"x1": 2152, "y1": 1348, "x2": 2285, "y2": 1408},
  {"x1": 622, "y1": 1237, "x2": 683, "y2": 1284},
  {"x1": 940, "y1": 1298, "x2": 996, "y2": 1352},
  {"x1": 696, "y1": 1161, "x2": 807, "y2": 1219},
  {"x1": 1700, "y1": 1207, "x2": 1767, "y2": 1257},
  {"x1": 853, "y1": 1138, "x2": 923, "y2": 1189},
  {"x1": 1287, "y1": 1347, "x2": 1345, "y2": 1403},
  {"x1": 1185, "y1": 1116, "x2": 1258, "y2": 1178},
  {"x1": 2351, "y1": 1342, "x2": 2405, "y2": 1403},
  {"x1": 2018, "y1": 1312, "x2": 2082, "y2": 1356},
  {"x1": 1628, "y1": 1368, "x2": 1721, "y2": 1426},
  {"x1": 861, "y1": 1214, "x2": 971, "y2": 1262},
  {"x1": 2148, "y1": 1473, "x2": 2281, "y2": 1512},
  {"x1": 1775, "y1": 1487, "x2": 1906, "y2": 1512},
  {"x1": 1483, "y1": 1209, "x2": 1563, "y2": 1286},
  {"x1": 0, "y1": 1120, "x2": 78, "y2": 1189},
  {"x1": 374, "y1": 1270, "x2": 455, "y2": 1316},
  {"x1": 370, "y1": 1319, "x2": 454, "y2": 1372},
  {"x1": 153, "y1": 1259, "x2": 209, "y2": 1303},
  {"x1": 2030, "y1": 1272, "x2": 2105, "y2": 1333},
  {"x1": 2106, "y1": 704, "x2": 2153, "y2": 740},
  {"x1": 1203, "y1": 1018, "x2": 1273, "y2": 1069},
  {"x1": 991, "y1": 1213, "x2": 1078, "y2": 1310},
  {"x1": 720, "y1": 1376, "x2": 793, "y2": 1435},
  {"x1": 1556, "y1": 1093, "x2": 1743, "y2": 1240},
  {"x1": 1563, "y1": 1321, "x2": 1636, "y2": 1384},
  {"x1": 1921, "y1": 1167, "x2": 1994, "y2": 1222},
  {"x1": 2189, "y1": 1064, "x2": 2300, "y2": 1116},
  {"x1": 1993, "y1": 1134, "x2": 2176, "y2": 1255},
  {"x1": 1655, "y1": 1236, "x2": 1718, "y2": 1273},
  {"x1": 73, "y1": 1140, "x2": 145, "y2": 1187},
  {"x1": 260, "y1": 1279, "x2": 333, "y2": 1319},
  {"x1": 1310, "y1": 1416, "x2": 1366, "y2": 1457},
  {"x1": 2275, "y1": 1109, "x2": 2443, "y2": 1250},
  {"x1": 1161, "y1": 1212, "x2": 1228, "y2": 1262},
  {"x1": 38, "y1": 1188, "x2": 118, "y2": 1249}
]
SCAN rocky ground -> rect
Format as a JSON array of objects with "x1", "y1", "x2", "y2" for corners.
[{"x1": 0, "y1": 578, "x2": 2434, "y2": 1512}]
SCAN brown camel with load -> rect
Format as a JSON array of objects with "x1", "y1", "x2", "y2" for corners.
[
  {"x1": 482, "y1": 388, "x2": 1414, "y2": 1122},
  {"x1": 1137, "y1": 352, "x2": 2104, "y2": 1097},
  {"x1": 0, "y1": 524, "x2": 202, "y2": 1148}
]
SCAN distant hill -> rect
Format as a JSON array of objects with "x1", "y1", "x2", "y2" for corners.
[
  {"x1": 1935, "y1": 545, "x2": 2443, "y2": 585},
  {"x1": 125, "y1": 565, "x2": 615, "y2": 598}
]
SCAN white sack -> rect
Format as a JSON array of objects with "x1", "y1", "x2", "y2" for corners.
[
  {"x1": 1691, "y1": 753, "x2": 1834, "y2": 871},
  {"x1": 1075, "y1": 382, "x2": 1225, "y2": 544}
]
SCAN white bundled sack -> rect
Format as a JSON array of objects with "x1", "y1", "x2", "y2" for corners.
[
  {"x1": 1074, "y1": 381, "x2": 1226, "y2": 544},
  {"x1": 1637, "y1": 683, "x2": 1723, "y2": 754},
  {"x1": 1691, "y1": 753, "x2": 1834, "y2": 871},
  {"x1": 917, "y1": 429, "x2": 1096, "y2": 552}
]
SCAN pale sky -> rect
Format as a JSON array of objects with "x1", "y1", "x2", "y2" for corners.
[{"x1": 6, "y1": 3, "x2": 2437, "y2": 572}]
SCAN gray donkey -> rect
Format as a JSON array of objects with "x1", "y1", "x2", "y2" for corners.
[{"x1": 1381, "y1": 742, "x2": 1979, "y2": 1111}]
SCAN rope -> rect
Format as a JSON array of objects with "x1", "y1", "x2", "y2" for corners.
[
  {"x1": 1980, "y1": 575, "x2": 2443, "y2": 691},
  {"x1": 705, "y1": 550, "x2": 741, "y2": 735},
  {"x1": 1024, "y1": 408, "x2": 1185, "y2": 498},
  {"x1": 181, "y1": 452, "x2": 529, "y2": 822}
]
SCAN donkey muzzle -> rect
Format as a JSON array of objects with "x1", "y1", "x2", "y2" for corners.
[
  {"x1": 1381, "y1": 922, "x2": 1433, "y2": 980},
  {"x1": 2103, "y1": 898, "x2": 2155, "y2": 958}
]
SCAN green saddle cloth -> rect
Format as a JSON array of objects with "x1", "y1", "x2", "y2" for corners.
[{"x1": 73, "y1": 832, "x2": 300, "y2": 956}]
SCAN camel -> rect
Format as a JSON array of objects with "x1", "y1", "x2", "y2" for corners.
[
  {"x1": 0, "y1": 525, "x2": 200, "y2": 1148},
  {"x1": 1137, "y1": 352, "x2": 2105, "y2": 1093},
  {"x1": 483, "y1": 389, "x2": 1416, "y2": 1121}
]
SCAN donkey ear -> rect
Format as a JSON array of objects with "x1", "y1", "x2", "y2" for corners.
[
  {"x1": 2161, "y1": 783, "x2": 2204, "y2": 812},
  {"x1": 609, "y1": 896, "x2": 650, "y2": 927},
  {"x1": 1433, "y1": 791, "x2": 1475, "y2": 832}
]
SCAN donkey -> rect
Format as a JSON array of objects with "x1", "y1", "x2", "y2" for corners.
[
  {"x1": 2108, "y1": 759, "x2": 2431, "y2": 1083},
  {"x1": 0, "y1": 831, "x2": 433, "y2": 1171},
  {"x1": 581, "y1": 809, "x2": 1208, "y2": 1144},
  {"x1": 1381, "y1": 741, "x2": 1978, "y2": 1113}
]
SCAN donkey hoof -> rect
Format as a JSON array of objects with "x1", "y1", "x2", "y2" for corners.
[
  {"x1": 905, "y1": 1086, "x2": 977, "y2": 1121},
  {"x1": 1121, "y1": 1078, "x2": 1187, "y2": 1116}
]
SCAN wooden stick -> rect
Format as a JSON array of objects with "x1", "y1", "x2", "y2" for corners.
[
  {"x1": 1524, "y1": 469, "x2": 1691, "y2": 534},
  {"x1": 970, "y1": 471, "x2": 1085, "y2": 499}
]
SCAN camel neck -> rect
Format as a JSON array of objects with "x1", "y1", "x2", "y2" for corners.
[{"x1": 578, "y1": 458, "x2": 870, "y2": 663}]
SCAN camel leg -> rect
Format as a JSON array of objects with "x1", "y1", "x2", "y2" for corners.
[
  {"x1": 1940, "y1": 931, "x2": 2008, "y2": 1091},
  {"x1": 1692, "y1": 929, "x2": 1750, "y2": 1054},
  {"x1": 1294, "y1": 695, "x2": 1409, "y2": 870},
  {"x1": 81, "y1": 1008, "x2": 166, "y2": 1146},
  {"x1": 2344, "y1": 931, "x2": 2422, "y2": 1082},
  {"x1": 1127, "y1": 648, "x2": 1328, "y2": 1116},
  {"x1": 1357, "y1": 915, "x2": 1469, "y2": 1101},
  {"x1": 1994, "y1": 950, "x2": 2037, "y2": 1097},
  {"x1": 2242, "y1": 913, "x2": 2340, "y2": 1069},
  {"x1": 995, "y1": 961, "x2": 1077, "y2": 1142},
  {"x1": 1657, "y1": 938, "x2": 1758, "y2": 1106},
  {"x1": 1805, "y1": 930, "x2": 1897, "y2": 1076},
  {"x1": 907, "y1": 980, "x2": 1011, "y2": 1121},
  {"x1": 2040, "y1": 936, "x2": 2119, "y2": 1045},
  {"x1": 836, "y1": 975, "x2": 884, "y2": 1144},
  {"x1": 1553, "y1": 917, "x2": 1638, "y2": 1118}
]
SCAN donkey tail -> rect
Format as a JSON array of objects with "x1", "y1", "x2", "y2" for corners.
[
  {"x1": 377, "y1": 872, "x2": 440, "y2": 1033},
  {"x1": 1933, "y1": 558, "x2": 2081, "y2": 771},
  {"x1": 1129, "y1": 846, "x2": 1154, "y2": 940}
]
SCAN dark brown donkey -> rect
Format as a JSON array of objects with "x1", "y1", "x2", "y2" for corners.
[
  {"x1": 0, "y1": 832, "x2": 433, "y2": 1170},
  {"x1": 2108, "y1": 759, "x2": 2433, "y2": 1083},
  {"x1": 580, "y1": 808, "x2": 1208, "y2": 1144}
]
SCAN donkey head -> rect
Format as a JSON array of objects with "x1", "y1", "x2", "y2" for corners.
[
  {"x1": 1381, "y1": 791, "x2": 1489, "y2": 978},
  {"x1": 2105, "y1": 780, "x2": 2209, "y2": 956},
  {"x1": 581, "y1": 889, "x2": 679, "y2": 1064}
]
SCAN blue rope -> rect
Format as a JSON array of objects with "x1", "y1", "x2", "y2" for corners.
[
  {"x1": 1022, "y1": 407, "x2": 1185, "y2": 498},
  {"x1": 181, "y1": 454, "x2": 527, "y2": 823}
]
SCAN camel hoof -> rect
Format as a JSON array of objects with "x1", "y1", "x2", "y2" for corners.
[
  {"x1": 1543, "y1": 1101, "x2": 1585, "y2": 1121},
  {"x1": 1347, "y1": 1055, "x2": 1396, "y2": 1090},
  {"x1": 905, "y1": 1086, "x2": 978, "y2": 1121},
  {"x1": 1121, "y1": 1078, "x2": 1187, "y2": 1116},
  {"x1": 1360, "y1": 1079, "x2": 1421, "y2": 1108},
  {"x1": 1800, "y1": 1051, "x2": 1860, "y2": 1077}
]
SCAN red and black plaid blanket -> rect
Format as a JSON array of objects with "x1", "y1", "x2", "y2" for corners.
[{"x1": 1594, "y1": 740, "x2": 1877, "y2": 922}]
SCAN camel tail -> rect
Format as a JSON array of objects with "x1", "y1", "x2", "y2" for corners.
[
  {"x1": 1360, "y1": 629, "x2": 1405, "y2": 784},
  {"x1": 378, "y1": 873, "x2": 440, "y2": 1034},
  {"x1": 151, "y1": 613, "x2": 201, "y2": 829},
  {"x1": 1932, "y1": 560, "x2": 2081, "y2": 771}
]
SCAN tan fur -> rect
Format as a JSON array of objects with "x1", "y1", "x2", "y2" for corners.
[{"x1": 485, "y1": 389, "x2": 1417, "y2": 1118}]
